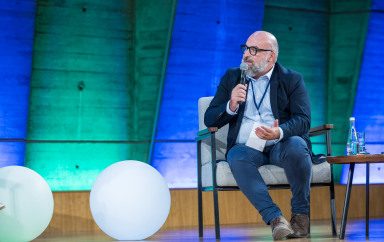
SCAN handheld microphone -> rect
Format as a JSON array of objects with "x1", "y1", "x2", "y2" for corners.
[{"x1": 240, "y1": 62, "x2": 248, "y2": 85}]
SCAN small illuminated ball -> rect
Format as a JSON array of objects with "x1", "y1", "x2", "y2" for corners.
[
  {"x1": 90, "y1": 160, "x2": 170, "y2": 240},
  {"x1": 0, "y1": 166, "x2": 54, "y2": 242}
]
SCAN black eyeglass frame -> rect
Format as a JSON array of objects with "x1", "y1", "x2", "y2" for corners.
[{"x1": 240, "y1": 44, "x2": 273, "y2": 56}]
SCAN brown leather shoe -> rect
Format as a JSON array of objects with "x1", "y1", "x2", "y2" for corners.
[
  {"x1": 289, "y1": 213, "x2": 310, "y2": 238},
  {"x1": 270, "y1": 216, "x2": 293, "y2": 240}
]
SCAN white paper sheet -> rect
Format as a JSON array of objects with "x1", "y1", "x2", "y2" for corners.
[{"x1": 245, "y1": 122, "x2": 266, "y2": 152}]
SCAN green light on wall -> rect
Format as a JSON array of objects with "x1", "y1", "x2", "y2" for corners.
[{"x1": 26, "y1": 0, "x2": 175, "y2": 191}]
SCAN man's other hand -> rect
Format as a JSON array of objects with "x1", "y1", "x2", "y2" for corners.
[{"x1": 256, "y1": 119, "x2": 280, "y2": 140}]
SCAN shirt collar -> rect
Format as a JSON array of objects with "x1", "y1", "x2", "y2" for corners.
[{"x1": 247, "y1": 65, "x2": 275, "y2": 82}]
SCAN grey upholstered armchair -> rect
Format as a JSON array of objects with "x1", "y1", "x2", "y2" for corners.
[{"x1": 196, "y1": 96, "x2": 337, "y2": 239}]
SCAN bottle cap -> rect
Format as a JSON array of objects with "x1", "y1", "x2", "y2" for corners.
[{"x1": 349, "y1": 117, "x2": 355, "y2": 121}]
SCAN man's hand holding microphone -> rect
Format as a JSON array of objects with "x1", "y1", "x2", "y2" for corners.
[{"x1": 229, "y1": 62, "x2": 249, "y2": 112}]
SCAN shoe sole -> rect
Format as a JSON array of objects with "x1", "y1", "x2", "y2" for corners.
[
  {"x1": 273, "y1": 227, "x2": 293, "y2": 240},
  {"x1": 288, "y1": 233, "x2": 309, "y2": 239}
]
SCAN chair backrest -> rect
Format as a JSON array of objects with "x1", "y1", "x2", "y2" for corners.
[{"x1": 198, "y1": 97, "x2": 229, "y2": 164}]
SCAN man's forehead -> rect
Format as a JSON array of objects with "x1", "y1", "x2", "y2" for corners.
[{"x1": 246, "y1": 35, "x2": 267, "y2": 46}]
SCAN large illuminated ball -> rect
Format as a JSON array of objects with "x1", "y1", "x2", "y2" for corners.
[
  {"x1": 90, "y1": 160, "x2": 170, "y2": 240},
  {"x1": 0, "y1": 166, "x2": 54, "y2": 242}
]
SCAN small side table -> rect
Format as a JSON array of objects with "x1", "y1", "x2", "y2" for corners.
[{"x1": 327, "y1": 154, "x2": 384, "y2": 239}]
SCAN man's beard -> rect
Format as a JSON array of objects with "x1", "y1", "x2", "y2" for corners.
[{"x1": 244, "y1": 58, "x2": 269, "y2": 77}]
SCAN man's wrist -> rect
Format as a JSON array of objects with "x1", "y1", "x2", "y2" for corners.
[
  {"x1": 226, "y1": 101, "x2": 238, "y2": 115},
  {"x1": 229, "y1": 101, "x2": 238, "y2": 112}
]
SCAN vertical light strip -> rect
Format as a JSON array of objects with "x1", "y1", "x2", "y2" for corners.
[
  {"x1": 0, "y1": 0, "x2": 36, "y2": 167},
  {"x1": 148, "y1": 0, "x2": 178, "y2": 163}
]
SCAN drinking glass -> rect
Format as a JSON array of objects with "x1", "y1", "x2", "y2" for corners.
[{"x1": 357, "y1": 132, "x2": 369, "y2": 154}]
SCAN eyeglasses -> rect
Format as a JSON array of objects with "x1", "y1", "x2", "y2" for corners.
[{"x1": 240, "y1": 44, "x2": 273, "y2": 56}]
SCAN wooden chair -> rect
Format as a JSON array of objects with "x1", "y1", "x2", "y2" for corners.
[{"x1": 196, "y1": 96, "x2": 337, "y2": 239}]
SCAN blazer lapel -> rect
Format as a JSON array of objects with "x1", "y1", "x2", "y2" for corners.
[{"x1": 270, "y1": 66, "x2": 279, "y2": 119}]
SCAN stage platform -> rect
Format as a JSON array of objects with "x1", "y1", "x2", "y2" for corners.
[
  {"x1": 34, "y1": 185, "x2": 384, "y2": 241},
  {"x1": 34, "y1": 219, "x2": 384, "y2": 241}
]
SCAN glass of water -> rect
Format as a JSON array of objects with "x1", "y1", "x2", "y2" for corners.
[{"x1": 357, "y1": 132, "x2": 369, "y2": 154}]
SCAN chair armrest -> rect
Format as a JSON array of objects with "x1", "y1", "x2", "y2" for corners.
[
  {"x1": 196, "y1": 127, "x2": 218, "y2": 141},
  {"x1": 309, "y1": 124, "x2": 334, "y2": 137},
  {"x1": 198, "y1": 124, "x2": 333, "y2": 139}
]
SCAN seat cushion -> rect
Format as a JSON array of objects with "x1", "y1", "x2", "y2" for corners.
[{"x1": 202, "y1": 160, "x2": 331, "y2": 188}]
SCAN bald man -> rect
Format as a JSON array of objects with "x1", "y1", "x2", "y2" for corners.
[{"x1": 205, "y1": 31, "x2": 312, "y2": 240}]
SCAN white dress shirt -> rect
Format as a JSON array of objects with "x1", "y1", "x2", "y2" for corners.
[{"x1": 226, "y1": 66, "x2": 284, "y2": 147}]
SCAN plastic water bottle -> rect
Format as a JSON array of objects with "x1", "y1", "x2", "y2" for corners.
[{"x1": 346, "y1": 117, "x2": 358, "y2": 155}]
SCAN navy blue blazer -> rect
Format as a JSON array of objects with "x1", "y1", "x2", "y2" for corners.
[{"x1": 204, "y1": 62, "x2": 312, "y2": 157}]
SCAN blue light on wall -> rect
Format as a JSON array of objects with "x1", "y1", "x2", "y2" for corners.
[
  {"x1": 341, "y1": 0, "x2": 384, "y2": 184},
  {"x1": 0, "y1": 1, "x2": 36, "y2": 167},
  {"x1": 151, "y1": 0, "x2": 265, "y2": 188}
]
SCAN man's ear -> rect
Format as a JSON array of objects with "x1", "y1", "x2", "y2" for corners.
[{"x1": 269, "y1": 52, "x2": 275, "y2": 62}]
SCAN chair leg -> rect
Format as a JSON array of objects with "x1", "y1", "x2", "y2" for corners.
[
  {"x1": 197, "y1": 140, "x2": 204, "y2": 237},
  {"x1": 330, "y1": 183, "x2": 337, "y2": 236},
  {"x1": 308, "y1": 199, "x2": 311, "y2": 235},
  {"x1": 213, "y1": 188, "x2": 220, "y2": 239},
  {"x1": 198, "y1": 187, "x2": 203, "y2": 237}
]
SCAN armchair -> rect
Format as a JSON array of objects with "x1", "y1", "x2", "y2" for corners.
[{"x1": 196, "y1": 96, "x2": 337, "y2": 239}]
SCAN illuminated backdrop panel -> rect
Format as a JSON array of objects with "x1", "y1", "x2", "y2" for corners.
[
  {"x1": 151, "y1": 0, "x2": 265, "y2": 188},
  {"x1": 1, "y1": 0, "x2": 384, "y2": 190}
]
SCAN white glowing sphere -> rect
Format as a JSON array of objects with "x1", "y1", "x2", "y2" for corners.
[
  {"x1": 90, "y1": 160, "x2": 170, "y2": 240},
  {"x1": 0, "y1": 166, "x2": 54, "y2": 242}
]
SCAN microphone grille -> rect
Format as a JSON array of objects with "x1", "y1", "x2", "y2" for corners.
[{"x1": 240, "y1": 62, "x2": 248, "y2": 71}]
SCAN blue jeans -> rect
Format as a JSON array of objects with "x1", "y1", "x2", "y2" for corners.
[{"x1": 227, "y1": 136, "x2": 312, "y2": 224}]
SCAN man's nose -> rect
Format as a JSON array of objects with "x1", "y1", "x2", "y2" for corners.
[
  {"x1": 243, "y1": 51, "x2": 250, "y2": 60},
  {"x1": 243, "y1": 53, "x2": 251, "y2": 61}
]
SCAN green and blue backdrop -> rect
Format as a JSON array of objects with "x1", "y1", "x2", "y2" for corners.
[{"x1": 0, "y1": 0, "x2": 383, "y2": 190}]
